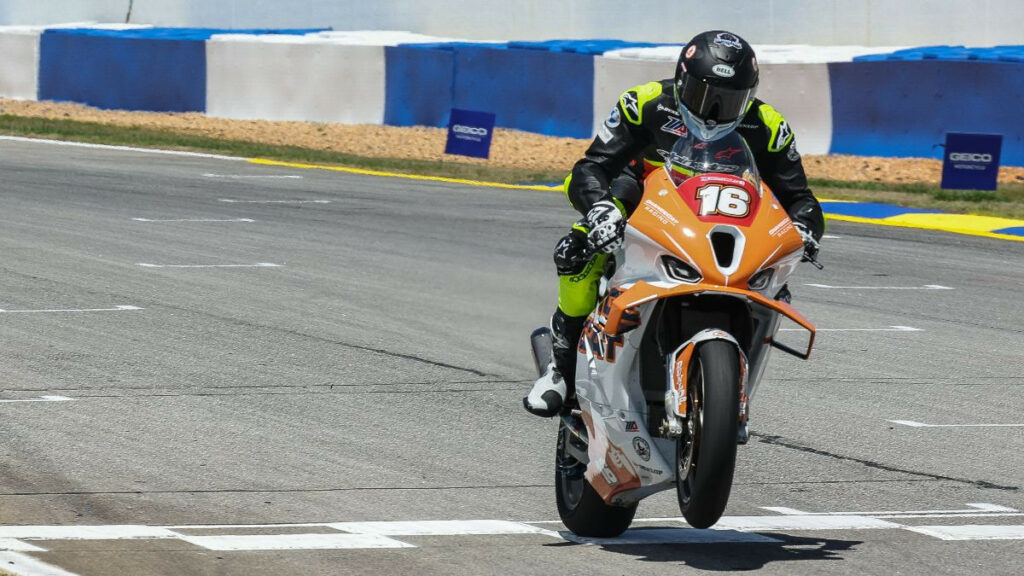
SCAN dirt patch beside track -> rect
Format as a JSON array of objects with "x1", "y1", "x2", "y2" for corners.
[{"x1": 3, "y1": 98, "x2": 1023, "y2": 186}]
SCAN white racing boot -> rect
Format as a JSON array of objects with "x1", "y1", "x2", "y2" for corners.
[{"x1": 523, "y1": 361, "x2": 567, "y2": 417}]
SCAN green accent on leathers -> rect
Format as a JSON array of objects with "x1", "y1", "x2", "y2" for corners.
[
  {"x1": 557, "y1": 253, "x2": 608, "y2": 317},
  {"x1": 757, "y1": 103, "x2": 794, "y2": 153},
  {"x1": 620, "y1": 81, "x2": 663, "y2": 125}
]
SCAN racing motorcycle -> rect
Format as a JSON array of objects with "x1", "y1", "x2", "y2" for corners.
[{"x1": 531, "y1": 130, "x2": 818, "y2": 537}]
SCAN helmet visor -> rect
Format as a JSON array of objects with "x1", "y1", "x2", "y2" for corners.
[{"x1": 677, "y1": 75, "x2": 754, "y2": 124}]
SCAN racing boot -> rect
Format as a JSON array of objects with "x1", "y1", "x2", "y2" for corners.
[{"x1": 523, "y1": 310, "x2": 587, "y2": 417}]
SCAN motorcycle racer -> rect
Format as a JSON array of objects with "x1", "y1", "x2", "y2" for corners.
[{"x1": 524, "y1": 30, "x2": 825, "y2": 417}]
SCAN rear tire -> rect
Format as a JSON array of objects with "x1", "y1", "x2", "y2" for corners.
[
  {"x1": 676, "y1": 340, "x2": 740, "y2": 529},
  {"x1": 555, "y1": 419, "x2": 637, "y2": 537}
]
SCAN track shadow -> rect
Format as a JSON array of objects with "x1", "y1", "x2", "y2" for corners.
[{"x1": 548, "y1": 528, "x2": 862, "y2": 571}]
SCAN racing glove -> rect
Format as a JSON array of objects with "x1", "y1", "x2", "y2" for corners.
[
  {"x1": 585, "y1": 200, "x2": 626, "y2": 253},
  {"x1": 794, "y1": 222, "x2": 820, "y2": 262}
]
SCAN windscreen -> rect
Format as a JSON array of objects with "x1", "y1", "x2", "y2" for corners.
[{"x1": 665, "y1": 130, "x2": 761, "y2": 191}]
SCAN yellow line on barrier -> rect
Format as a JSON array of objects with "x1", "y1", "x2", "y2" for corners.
[
  {"x1": 248, "y1": 158, "x2": 562, "y2": 191},
  {"x1": 249, "y1": 158, "x2": 1024, "y2": 243}
]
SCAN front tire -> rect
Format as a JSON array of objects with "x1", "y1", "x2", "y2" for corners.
[
  {"x1": 676, "y1": 340, "x2": 740, "y2": 529},
  {"x1": 555, "y1": 419, "x2": 637, "y2": 537}
]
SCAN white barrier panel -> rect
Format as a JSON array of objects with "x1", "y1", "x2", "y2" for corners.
[
  {"x1": 0, "y1": 26, "x2": 41, "y2": 99},
  {"x1": 594, "y1": 52, "x2": 833, "y2": 155},
  {"x1": 206, "y1": 35, "x2": 388, "y2": 124},
  {"x1": 756, "y1": 63, "x2": 833, "y2": 156},
  {"x1": 592, "y1": 55, "x2": 675, "y2": 137}
]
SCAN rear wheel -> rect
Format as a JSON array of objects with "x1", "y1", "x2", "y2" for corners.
[
  {"x1": 676, "y1": 340, "x2": 740, "y2": 528},
  {"x1": 555, "y1": 419, "x2": 637, "y2": 537}
]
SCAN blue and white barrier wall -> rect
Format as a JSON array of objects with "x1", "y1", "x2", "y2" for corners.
[{"x1": 0, "y1": 26, "x2": 1022, "y2": 166}]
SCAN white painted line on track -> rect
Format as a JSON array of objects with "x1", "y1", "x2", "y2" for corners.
[
  {"x1": 0, "y1": 551, "x2": 82, "y2": 576},
  {"x1": 713, "y1": 515, "x2": 901, "y2": 531},
  {"x1": 779, "y1": 325, "x2": 922, "y2": 332},
  {"x1": 0, "y1": 396, "x2": 73, "y2": 404},
  {"x1": 330, "y1": 520, "x2": 555, "y2": 537},
  {"x1": 137, "y1": 263, "x2": 280, "y2": 269},
  {"x1": 0, "y1": 539, "x2": 45, "y2": 552},
  {"x1": 0, "y1": 526, "x2": 177, "y2": 540},
  {"x1": 822, "y1": 234, "x2": 842, "y2": 239},
  {"x1": 888, "y1": 419, "x2": 1024, "y2": 428},
  {"x1": 132, "y1": 218, "x2": 255, "y2": 223},
  {"x1": 175, "y1": 533, "x2": 414, "y2": 551},
  {"x1": 762, "y1": 503, "x2": 1019, "y2": 517},
  {"x1": 804, "y1": 283, "x2": 954, "y2": 290},
  {"x1": 0, "y1": 305, "x2": 141, "y2": 314},
  {"x1": 203, "y1": 173, "x2": 303, "y2": 179},
  {"x1": 904, "y1": 525, "x2": 1024, "y2": 541},
  {"x1": 0, "y1": 135, "x2": 245, "y2": 161},
  {"x1": 561, "y1": 528, "x2": 781, "y2": 545},
  {"x1": 218, "y1": 198, "x2": 330, "y2": 204}
]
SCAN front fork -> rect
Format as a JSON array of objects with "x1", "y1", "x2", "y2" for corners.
[{"x1": 662, "y1": 329, "x2": 749, "y2": 443}]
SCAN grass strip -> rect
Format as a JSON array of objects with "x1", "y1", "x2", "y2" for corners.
[{"x1": 2, "y1": 114, "x2": 1024, "y2": 219}]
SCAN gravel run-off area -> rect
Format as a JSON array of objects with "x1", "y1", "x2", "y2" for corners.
[{"x1": 3, "y1": 98, "x2": 1023, "y2": 186}]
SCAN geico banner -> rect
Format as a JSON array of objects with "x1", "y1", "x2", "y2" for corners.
[
  {"x1": 941, "y1": 132, "x2": 1002, "y2": 191},
  {"x1": 445, "y1": 108, "x2": 496, "y2": 159}
]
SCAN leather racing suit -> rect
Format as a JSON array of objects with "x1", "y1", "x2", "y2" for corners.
[{"x1": 551, "y1": 79, "x2": 825, "y2": 387}]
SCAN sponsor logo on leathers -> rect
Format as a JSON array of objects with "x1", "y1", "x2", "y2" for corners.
[{"x1": 661, "y1": 118, "x2": 687, "y2": 137}]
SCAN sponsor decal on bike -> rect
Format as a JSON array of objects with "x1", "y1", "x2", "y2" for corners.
[
  {"x1": 632, "y1": 437, "x2": 651, "y2": 461},
  {"x1": 714, "y1": 147, "x2": 743, "y2": 160},
  {"x1": 713, "y1": 32, "x2": 743, "y2": 50},
  {"x1": 712, "y1": 64, "x2": 735, "y2": 78},
  {"x1": 661, "y1": 118, "x2": 688, "y2": 137},
  {"x1": 642, "y1": 199, "x2": 679, "y2": 226},
  {"x1": 625, "y1": 420, "x2": 639, "y2": 432},
  {"x1": 637, "y1": 463, "x2": 664, "y2": 476}
]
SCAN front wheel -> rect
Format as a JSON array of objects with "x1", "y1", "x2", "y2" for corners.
[
  {"x1": 555, "y1": 418, "x2": 637, "y2": 537},
  {"x1": 676, "y1": 340, "x2": 740, "y2": 528}
]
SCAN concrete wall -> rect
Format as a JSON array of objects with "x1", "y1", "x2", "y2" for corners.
[{"x1": 1, "y1": 1, "x2": 1022, "y2": 46}]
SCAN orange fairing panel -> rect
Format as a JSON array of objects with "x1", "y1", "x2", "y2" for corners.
[{"x1": 605, "y1": 281, "x2": 816, "y2": 353}]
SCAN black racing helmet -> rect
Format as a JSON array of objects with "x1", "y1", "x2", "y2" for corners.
[{"x1": 674, "y1": 31, "x2": 759, "y2": 141}]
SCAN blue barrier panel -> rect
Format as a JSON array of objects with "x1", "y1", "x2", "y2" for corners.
[
  {"x1": 828, "y1": 60, "x2": 1024, "y2": 166},
  {"x1": 451, "y1": 46, "x2": 594, "y2": 138},
  {"x1": 854, "y1": 45, "x2": 1024, "y2": 62},
  {"x1": 384, "y1": 45, "x2": 456, "y2": 127},
  {"x1": 39, "y1": 27, "x2": 325, "y2": 112}
]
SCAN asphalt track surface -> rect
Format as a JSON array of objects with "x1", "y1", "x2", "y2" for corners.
[{"x1": 0, "y1": 138, "x2": 1021, "y2": 576}]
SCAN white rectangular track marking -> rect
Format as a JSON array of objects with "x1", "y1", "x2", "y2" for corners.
[
  {"x1": 176, "y1": 533, "x2": 414, "y2": 551},
  {"x1": 0, "y1": 539, "x2": 45, "y2": 552},
  {"x1": 218, "y1": 198, "x2": 330, "y2": 204},
  {"x1": 0, "y1": 552, "x2": 83, "y2": 576},
  {"x1": 713, "y1": 515, "x2": 901, "y2": 531},
  {"x1": 779, "y1": 325, "x2": 922, "y2": 332},
  {"x1": 136, "y1": 263, "x2": 280, "y2": 269},
  {"x1": 0, "y1": 305, "x2": 141, "y2": 314},
  {"x1": 903, "y1": 525, "x2": 1024, "y2": 541},
  {"x1": 0, "y1": 526, "x2": 177, "y2": 540},
  {"x1": 561, "y1": 528, "x2": 780, "y2": 545},
  {"x1": 804, "y1": 283, "x2": 954, "y2": 290},
  {"x1": 132, "y1": 218, "x2": 255, "y2": 223},
  {"x1": 331, "y1": 520, "x2": 553, "y2": 537},
  {"x1": 203, "y1": 173, "x2": 302, "y2": 179},
  {"x1": 0, "y1": 135, "x2": 245, "y2": 161},
  {"x1": 0, "y1": 396, "x2": 72, "y2": 404},
  {"x1": 888, "y1": 420, "x2": 1024, "y2": 428}
]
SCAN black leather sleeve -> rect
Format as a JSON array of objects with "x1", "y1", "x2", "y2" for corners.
[
  {"x1": 566, "y1": 98, "x2": 652, "y2": 217},
  {"x1": 758, "y1": 146, "x2": 824, "y2": 240}
]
